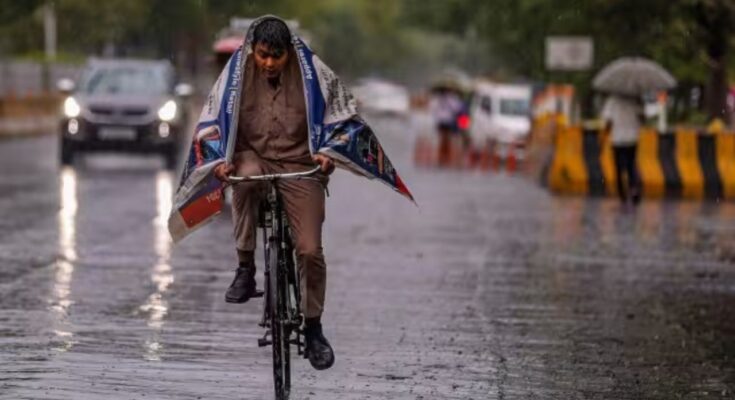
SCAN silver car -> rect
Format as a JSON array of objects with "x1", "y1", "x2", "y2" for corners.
[{"x1": 58, "y1": 58, "x2": 192, "y2": 169}]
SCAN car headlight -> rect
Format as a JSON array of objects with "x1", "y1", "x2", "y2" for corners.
[
  {"x1": 157, "y1": 100, "x2": 177, "y2": 122},
  {"x1": 63, "y1": 97, "x2": 81, "y2": 118}
]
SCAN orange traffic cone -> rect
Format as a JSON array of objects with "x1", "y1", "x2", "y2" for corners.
[
  {"x1": 414, "y1": 136, "x2": 435, "y2": 167},
  {"x1": 466, "y1": 145, "x2": 479, "y2": 169},
  {"x1": 437, "y1": 133, "x2": 451, "y2": 168},
  {"x1": 478, "y1": 144, "x2": 492, "y2": 172},
  {"x1": 446, "y1": 136, "x2": 458, "y2": 169},
  {"x1": 412, "y1": 137, "x2": 422, "y2": 166},
  {"x1": 507, "y1": 145, "x2": 517, "y2": 172}
]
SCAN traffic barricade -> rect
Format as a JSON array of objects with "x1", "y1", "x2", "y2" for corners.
[{"x1": 539, "y1": 124, "x2": 735, "y2": 200}]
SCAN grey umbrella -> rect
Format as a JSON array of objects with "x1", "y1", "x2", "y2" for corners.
[
  {"x1": 430, "y1": 68, "x2": 472, "y2": 95},
  {"x1": 593, "y1": 57, "x2": 676, "y2": 96}
]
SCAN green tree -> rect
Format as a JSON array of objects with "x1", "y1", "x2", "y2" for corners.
[
  {"x1": 54, "y1": 0, "x2": 149, "y2": 55},
  {"x1": 0, "y1": 1, "x2": 44, "y2": 56},
  {"x1": 683, "y1": 0, "x2": 735, "y2": 121},
  {"x1": 0, "y1": 0, "x2": 43, "y2": 24}
]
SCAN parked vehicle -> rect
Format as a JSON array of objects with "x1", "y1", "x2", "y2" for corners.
[
  {"x1": 58, "y1": 58, "x2": 192, "y2": 168},
  {"x1": 351, "y1": 78, "x2": 410, "y2": 116},
  {"x1": 469, "y1": 81, "x2": 532, "y2": 154}
]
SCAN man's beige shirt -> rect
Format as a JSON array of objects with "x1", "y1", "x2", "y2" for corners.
[{"x1": 236, "y1": 51, "x2": 311, "y2": 164}]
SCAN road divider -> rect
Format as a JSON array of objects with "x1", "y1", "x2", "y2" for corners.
[
  {"x1": 537, "y1": 122, "x2": 735, "y2": 200},
  {"x1": 0, "y1": 93, "x2": 61, "y2": 137}
]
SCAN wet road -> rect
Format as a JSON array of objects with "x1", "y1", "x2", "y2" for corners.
[{"x1": 2, "y1": 114, "x2": 735, "y2": 399}]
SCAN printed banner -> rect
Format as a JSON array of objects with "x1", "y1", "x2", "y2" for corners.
[{"x1": 169, "y1": 15, "x2": 414, "y2": 242}]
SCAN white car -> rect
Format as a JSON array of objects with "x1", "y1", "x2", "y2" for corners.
[
  {"x1": 469, "y1": 81, "x2": 532, "y2": 148},
  {"x1": 351, "y1": 78, "x2": 410, "y2": 116}
]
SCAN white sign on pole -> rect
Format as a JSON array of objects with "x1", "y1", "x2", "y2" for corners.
[
  {"x1": 545, "y1": 36, "x2": 594, "y2": 71},
  {"x1": 230, "y1": 18, "x2": 300, "y2": 32}
]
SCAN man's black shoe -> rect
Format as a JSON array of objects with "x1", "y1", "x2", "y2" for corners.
[
  {"x1": 304, "y1": 323, "x2": 335, "y2": 370},
  {"x1": 225, "y1": 265, "x2": 258, "y2": 303}
]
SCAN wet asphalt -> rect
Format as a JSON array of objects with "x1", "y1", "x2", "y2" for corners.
[{"x1": 1, "y1": 114, "x2": 735, "y2": 399}]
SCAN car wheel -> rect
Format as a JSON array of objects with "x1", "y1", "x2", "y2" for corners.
[{"x1": 60, "y1": 138, "x2": 75, "y2": 166}]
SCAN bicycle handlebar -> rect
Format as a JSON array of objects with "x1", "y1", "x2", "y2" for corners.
[{"x1": 228, "y1": 166, "x2": 322, "y2": 183}]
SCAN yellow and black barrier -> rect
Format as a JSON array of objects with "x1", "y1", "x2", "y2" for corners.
[{"x1": 544, "y1": 126, "x2": 735, "y2": 200}]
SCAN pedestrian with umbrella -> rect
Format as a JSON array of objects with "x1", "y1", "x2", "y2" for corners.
[
  {"x1": 429, "y1": 70, "x2": 471, "y2": 167},
  {"x1": 594, "y1": 57, "x2": 676, "y2": 205}
]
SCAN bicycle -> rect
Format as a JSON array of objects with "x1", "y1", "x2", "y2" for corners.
[{"x1": 229, "y1": 165, "x2": 323, "y2": 400}]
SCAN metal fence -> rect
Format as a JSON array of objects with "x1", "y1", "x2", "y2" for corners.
[{"x1": 0, "y1": 60, "x2": 82, "y2": 97}]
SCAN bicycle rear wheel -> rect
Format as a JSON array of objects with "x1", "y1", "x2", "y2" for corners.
[{"x1": 269, "y1": 238, "x2": 291, "y2": 400}]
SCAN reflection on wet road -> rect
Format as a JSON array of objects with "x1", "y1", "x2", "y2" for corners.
[
  {"x1": 139, "y1": 171, "x2": 174, "y2": 362},
  {"x1": 2, "y1": 116, "x2": 735, "y2": 399},
  {"x1": 53, "y1": 168, "x2": 78, "y2": 353}
]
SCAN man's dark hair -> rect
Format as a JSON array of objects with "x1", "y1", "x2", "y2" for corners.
[{"x1": 252, "y1": 19, "x2": 291, "y2": 54}]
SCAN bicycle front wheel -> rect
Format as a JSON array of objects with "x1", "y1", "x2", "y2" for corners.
[{"x1": 268, "y1": 238, "x2": 291, "y2": 399}]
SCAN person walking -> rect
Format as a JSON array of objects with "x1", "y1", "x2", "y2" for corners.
[
  {"x1": 601, "y1": 94, "x2": 643, "y2": 205},
  {"x1": 429, "y1": 88, "x2": 465, "y2": 167}
]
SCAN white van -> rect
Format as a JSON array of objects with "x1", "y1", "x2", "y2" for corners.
[{"x1": 469, "y1": 81, "x2": 532, "y2": 151}]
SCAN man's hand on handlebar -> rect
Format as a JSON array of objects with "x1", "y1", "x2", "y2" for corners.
[
  {"x1": 214, "y1": 163, "x2": 235, "y2": 183},
  {"x1": 217, "y1": 155, "x2": 332, "y2": 182},
  {"x1": 312, "y1": 154, "x2": 335, "y2": 175}
]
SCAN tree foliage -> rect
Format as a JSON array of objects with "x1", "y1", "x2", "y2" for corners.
[
  {"x1": 0, "y1": 0, "x2": 44, "y2": 24},
  {"x1": 404, "y1": 0, "x2": 735, "y2": 119},
  {"x1": 1, "y1": 0, "x2": 733, "y2": 119}
]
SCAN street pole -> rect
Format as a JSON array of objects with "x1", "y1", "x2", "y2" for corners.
[
  {"x1": 42, "y1": 1, "x2": 57, "y2": 92},
  {"x1": 657, "y1": 92, "x2": 668, "y2": 133},
  {"x1": 43, "y1": 1, "x2": 57, "y2": 61}
]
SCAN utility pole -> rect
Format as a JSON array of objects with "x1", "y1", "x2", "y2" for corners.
[
  {"x1": 43, "y1": 1, "x2": 57, "y2": 61},
  {"x1": 42, "y1": 1, "x2": 57, "y2": 92}
]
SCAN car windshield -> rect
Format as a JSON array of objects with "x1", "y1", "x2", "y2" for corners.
[
  {"x1": 499, "y1": 98, "x2": 530, "y2": 116},
  {"x1": 81, "y1": 66, "x2": 169, "y2": 95}
]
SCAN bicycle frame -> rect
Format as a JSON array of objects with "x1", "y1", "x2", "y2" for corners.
[{"x1": 257, "y1": 180, "x2": 304, "y2": 339}]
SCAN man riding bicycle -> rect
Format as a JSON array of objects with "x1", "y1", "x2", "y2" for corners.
[
  {"x1": 213, "y1": 18, "x2": 335, "y2": 371},
  {"x1": 170, "y1": 13, "x2": 413, "y2": 378}
]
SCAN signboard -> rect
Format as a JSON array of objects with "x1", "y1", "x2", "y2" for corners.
[
  {"x1": 545, "y1": 36, "x2": 594, "y2": 71},
  {"x1": 230, "y1": 17, "x2": 300, "y2": 32},
  {"x1": 223, "y1": 17, "x2": 310, "y2": 47}
]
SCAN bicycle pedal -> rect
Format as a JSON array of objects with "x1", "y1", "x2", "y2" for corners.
[
  {"x1": 258, "y1": 338, "x2": 272, "y2": 347},
  {"x1": 253, "y1": 290, "x2": 264, "y2": 298}
]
